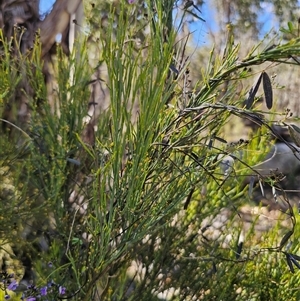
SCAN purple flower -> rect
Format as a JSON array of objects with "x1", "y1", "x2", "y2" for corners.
[
  {"x1": 4, "y1": 295, "x2": 10, "y2": 300},
  {"x1": 48, "y1": 261, "x2": 53, "y2": 268},
  {"x1": 59, "y1": 286, "x2": 66, "y2": 295},
  {"x1": 27, "y1": 284, "x2": 37, "y2": 290},
  {"x1": 40, "y1": 286, "x2": 48, "y2": 296},
  {"x1": 48, "y1": 280, "x2": 55, "y2": 287},
  {"x1": 7, "y1": 280, "x2": 18, "y2": 291},
  {"x1": 26, "y1": 298, "x2": 36, "y2": 301},
  {"x1": 128, "y1": 0, "x2": 135, "y2": 3}
]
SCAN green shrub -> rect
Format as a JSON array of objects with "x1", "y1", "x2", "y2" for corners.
[{"x1": 1, "y1": 1, "x2": 300, "y2": 300}]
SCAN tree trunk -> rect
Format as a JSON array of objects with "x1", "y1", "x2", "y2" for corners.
[{"x1": 0, "y1": 0, "x2": 83, "y2": 129}]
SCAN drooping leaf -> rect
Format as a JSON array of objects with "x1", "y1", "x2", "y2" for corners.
[
  {"x1": 214, "y1": 136, "x2": 227, "y2": 144},
  {"x1": 263, "y1": 44, "x2": 277, "y2": 52},
  {"x1": 290, "y1": 253, "x2": 300, "y2": 261},
  {"x1": 290, "y1": 56, "x2": 300, "y2": 64},
  {"x1": 236, "y1": 241, "x2": 243, "y2": 259},
  {"x1": 212, "y1": 262, "x2": 217, "y2": 274},
  {"x1": 286, "y1": 253, "x2": 295, "y2": 273},
  {"x1": 290, "y1": 256, "x2": 300, "y2": 270},
  {"x1": 208, "y1": 138, "x2": 213, "y2": 149},
  {"x1": 284, "y1": 253, "x2": 300, "y2": 273},
  {"x1": 185, "y1": 9, "x2": 206, "y2": 22},
  {"x1": 279, "y1": 231, "x2": 293, "y2": 249},
  {"x1": 258, "y1": 179, "x2": 265, "y2": 196},
  {"x1": 66, "y1": 158, "x2": 81, "y2": 166},
  {"x1": 248, "y1": 176, "x2": 255, "y2": 196},
  {"x1": 246, "y1": 73, "x2": 262, "y2": 109},
  {"x1": 169, "y1": 63, "x2": 179, "y2": 75},
  {"x1": 184, "y1": 187, "x2": 195, "y2": 210},
  {"x1": 262, "y1": 72, "x2": 273, "y2": 109}
]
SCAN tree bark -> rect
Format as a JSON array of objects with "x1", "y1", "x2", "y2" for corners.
[
  {"x1": 39, "y1": 0, "x2": 82, "y2": 56},
  {"x1": 0, "y1": 0, "x2": 83, "y2": 129}
]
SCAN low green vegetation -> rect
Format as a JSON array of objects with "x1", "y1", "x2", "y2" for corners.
[{"x1": 1, "y1": 1, "x2": 300, "y2": 300}]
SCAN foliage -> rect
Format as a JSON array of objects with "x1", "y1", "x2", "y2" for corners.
[
  {"x1": 1, "y1": 0, "x2": 300, "y2": 300},
  {"x1": 193, "y1": 0, "x2": 299, "y2": 38}
]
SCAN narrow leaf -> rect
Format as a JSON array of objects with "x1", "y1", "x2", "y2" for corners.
[
  {"x1": 183, "y1": 0, "x2": 194, "y2": 10},
  {"x1": 280, "y1": 231, "x2": 293, "y2": 249},
  {"x1": 208, "y1": 138, "x2": 213, "y2": 149},
  {"x1": 75, "y1": 133, "x2": 95, "y2": 158},
  {"x1": 214, "y1": 136, "x2": 227, "y2": 144},
  {"x1": 286, "y1": 253, "x2": 295, "y2": 273},
  {"x1": 262, "y1": 72, "x2": 273, "y2": 109},
  {"x1": 259, "y1": 179, "x2": 265, "y2": 197},
  {"x1": 290, "y1": 253, "x2": 300, "y2": 261},
  {"x1": 169, "y1": 64, "x2": 179, "y2": 75},
  {"x1": 66, "y1": 158, "x2": 81, "y2": 166},
  {"x1": 236, "y1": 241, "x2": 243, "y2": 259},
  {"x1": 246, "y1": 73, "x2": 262, "y2": 109},
  {"x1": 263, "y1": 44, "x2": 277, "y2": 52},
  {"x1": 184, "y1": 187, "x2": 195, "y2": 210},
  {"x1": 212, "y1": 262, "x2": 217, "y2": 274},
  {"x1": 185, "y1": 9, "x2": 206, "y2": 22},
  {"x1": 248, "y1": 176, "x2": 255, "y2": 196},
  {"x1": 290, "y1": 256, "x2": 300, "y2": 270},
  {"x1": 290, "y1": 56, "x2": 300, "y2": 64}
]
